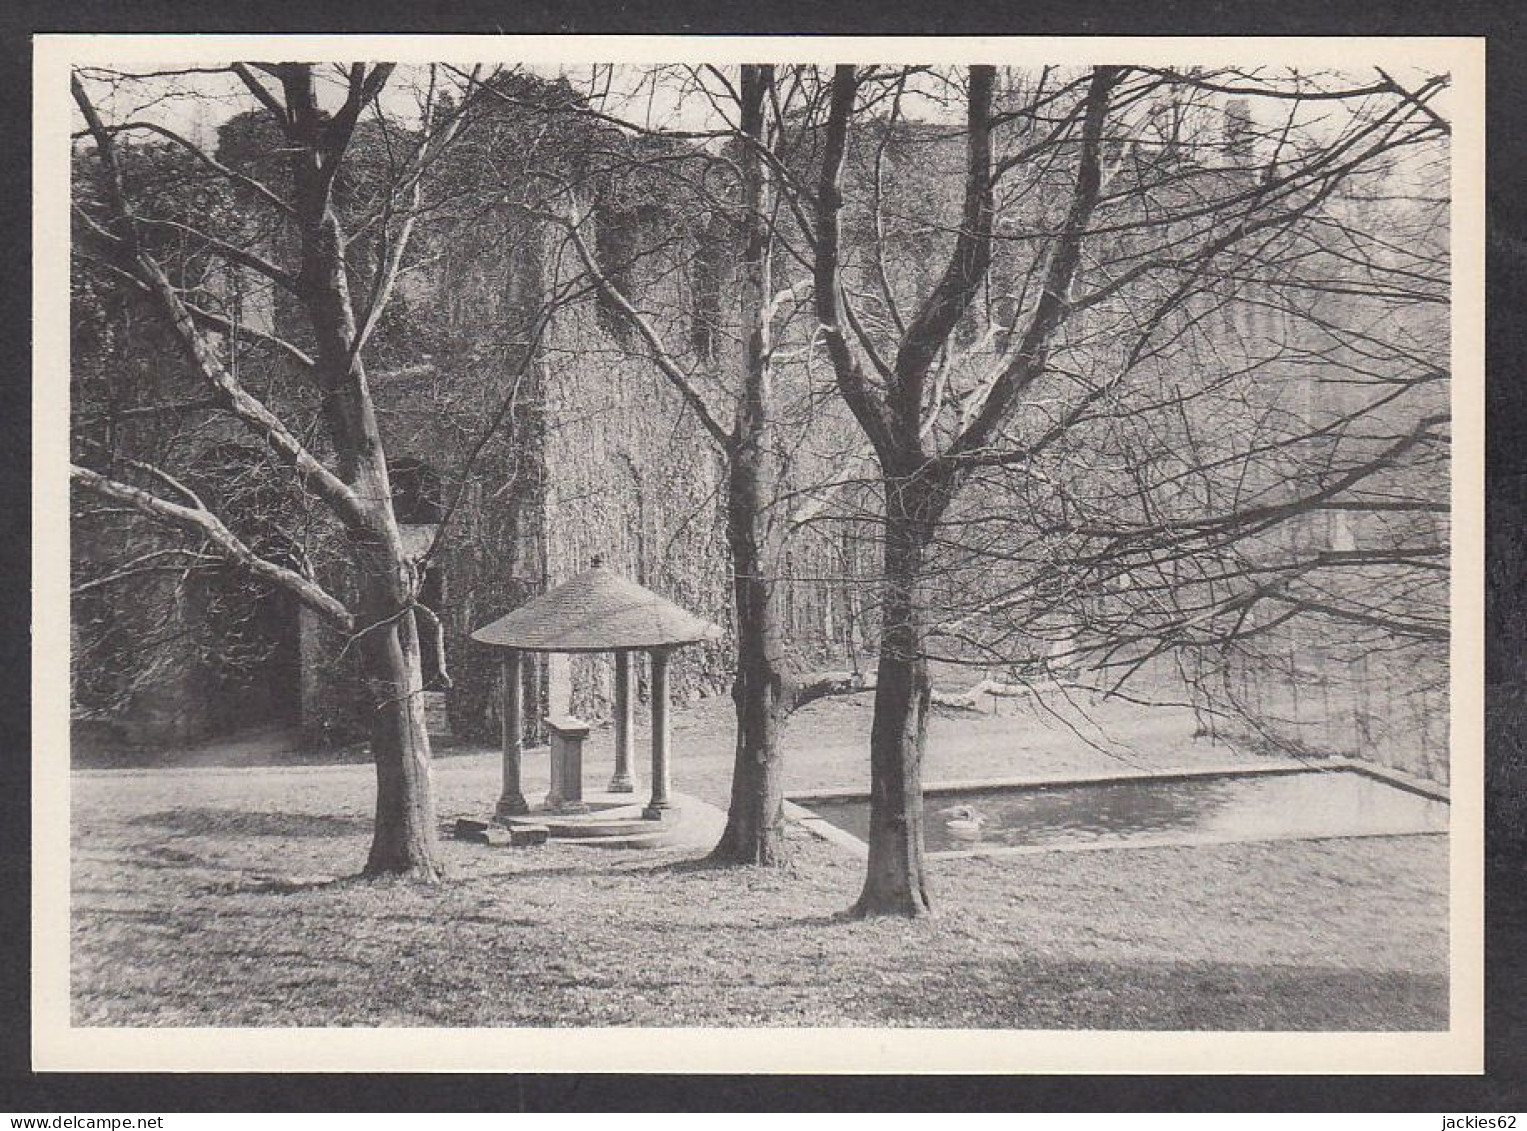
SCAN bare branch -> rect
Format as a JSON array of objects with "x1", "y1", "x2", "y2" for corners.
[
  {"x1": 891, "y1": 65, "x2": 995, "y2": 437},
  {"x1": 1376, "y1": 67, "x2": 1451, "y2": 135},
  {"x1": 230, "y1": 63, "x2": 293, "y2": 133},
  {"x1": 71, "y1": 465, "x2": 354, "y2": 631},
  {"x1": 814, "y1": 65, "x2": 897, "y2": 462},
  {"x1": 72, "y1": 74, "x2": 370, "y2": 531},
  {"x1": 944, "y1": 66, "x2": 1124, "y2": 466},
  {"x1": 348, "y1": 66, "x2": 481, "y2": 364},
  {"x1": 78, "y1": 117, "x2": 296, "y2": 219},
  {"x1": 135, "y1": 218, "x2": 302, "y2": 294},
  {"x1": 70, "y1": 547, "x2": 221, "y2": 596},
  {"x1": 557, "y1": 209, "x2": 733, "y2": 447}
]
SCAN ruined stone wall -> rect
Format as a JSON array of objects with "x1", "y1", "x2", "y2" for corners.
[
  {"x1": 74, "y1": 84, "x2": 1450, "y2": 777},
  {"x1": 538, "y1": 209, "x2": 735, "y2": 721}
]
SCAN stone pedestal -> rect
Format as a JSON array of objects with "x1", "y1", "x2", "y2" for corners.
[{"x1": 545, "y1": 715, "x2": 591, "y2": 813}]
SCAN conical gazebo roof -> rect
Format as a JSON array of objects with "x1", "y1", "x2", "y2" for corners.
[{"x1": 471, "y1": 561, "x2": 723, "y2": 653}]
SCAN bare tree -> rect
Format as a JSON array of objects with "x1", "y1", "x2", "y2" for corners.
[
  {"x1": 806, "y1": 64, "x2": 1450, "y2": 915},
  {"x1": 539, "y1": 65, "x2": 809, "y2": 864},
  {"x1": 70, "y1": 63, "x2": 478, "y2": 879}
]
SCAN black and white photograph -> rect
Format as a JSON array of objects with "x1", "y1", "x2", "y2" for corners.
[{"x1": 31, "y1": 34, "x2": 1484, "y2": 1074}]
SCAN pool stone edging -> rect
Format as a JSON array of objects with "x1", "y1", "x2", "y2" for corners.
[{"x1": 784, "y1": 756, "x2": 1450, "y2": 860}]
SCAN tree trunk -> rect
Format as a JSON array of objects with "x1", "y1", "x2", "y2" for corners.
[
  {"x1": 360, "y1": 593, "x2": 443, "y2": 880},
  {"x1": 710, "y1": 64, "x2": 790, "y2": 867},
  {"x1": 281, "y1": 65, "x2": 444, "y2": 880},
  {"x1": 712, "y1": 448, "x2": 789, "y2": 864},
  {"x1": 852, "y1": 476, "x2": 940, "y2": 917}
]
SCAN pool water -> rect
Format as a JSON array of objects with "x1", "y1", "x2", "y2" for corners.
[{"x1": 804, "y1": 769, "x2": 1448, "y2": 855}]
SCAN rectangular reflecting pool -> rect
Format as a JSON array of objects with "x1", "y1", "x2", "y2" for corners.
[{"x1": 801, "y1": 769, "x2": 1448, "y2": 856}]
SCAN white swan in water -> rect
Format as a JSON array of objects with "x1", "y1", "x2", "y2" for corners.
[{"x1": 939, "y1": 804, "x2": 987, "y2": 839}]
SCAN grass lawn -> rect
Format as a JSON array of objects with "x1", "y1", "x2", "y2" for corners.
[{"x1": 70, "y1": 690, "x2": 1450, "y2": 1029}]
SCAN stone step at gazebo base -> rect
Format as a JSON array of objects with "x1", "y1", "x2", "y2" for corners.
[
  {"x1": 554, "y1": 828, "x2": 680, "y2": 850},
  {"x1": 497, "y1": 794, "x2": 683, "y2": 849}
]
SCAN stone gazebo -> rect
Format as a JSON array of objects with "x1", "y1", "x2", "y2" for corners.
[{"x1": 470, "y1": 558, "x2": 722, "y2": 838}]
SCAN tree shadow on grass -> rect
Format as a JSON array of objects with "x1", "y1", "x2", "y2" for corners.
[
  {"x1": 638, "y1": 855, "x2": 734, "y2": 876},
  {"x1": 380, "y1": 910, "x2": 542, "y2": 930},
  {"x1": 449, "y1": 863, "x2": 632, "y2": 885},
  {"x1": 784, "y1": 910, "x2": 862, "y2": 928},
  {"x1": 109, "y1": 843, "x2": 246, "y2": 877},
  {"x1": 140, "y1": 844, "x2": 214, "y2": 866},
  {"x1": 127, "y1": 808, "x2": 371, "y2": 839},
  {"x1": 448, "y1": 848, "x2": 747, "y2": 883},
  {"x1": 881, "y1": 955, "x2": 1450, "y2": 1031},
  {"x1": 629, "y1": 848, "x2": 821, "y2": 878},
  {"x1": 209, "y1": 873, "x2": 348, "y2": 895}
]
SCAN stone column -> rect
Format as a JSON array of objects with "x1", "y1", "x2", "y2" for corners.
[
  {"x1": 494, "y1": 651, "x2": 529, "y2": 821},
  {"x1": 608, "y1": 650, "x2": 638, "y2": 793},
  {"x1": 643, "y1": 647, "x2": 673, "y2": 820}
]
